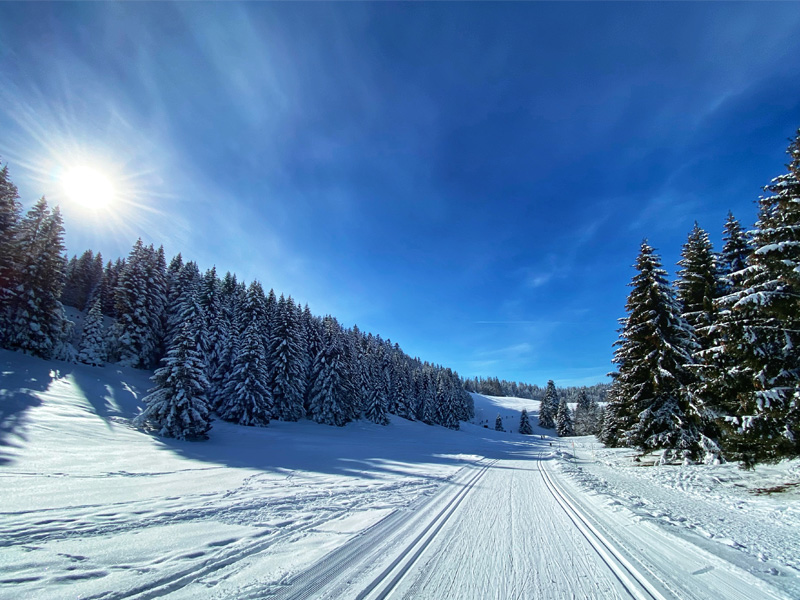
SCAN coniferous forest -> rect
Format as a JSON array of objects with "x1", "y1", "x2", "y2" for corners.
[
  {"x1": 602, "y1": 129, "x2": 800, "y2": 468},
  {"x1": 1, "y1": 127, "x2": 798, "y2": 469},
  {"x1": 0, "y1": 164, "x2": 474, "y2": 439}
]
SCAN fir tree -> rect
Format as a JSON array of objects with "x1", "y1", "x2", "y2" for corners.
[
  {"x1": 78, "y1": 296, "x2": 106, "y2": 366},
  {"x1": 607, "y1": 241, "x2": 699, "y2": 460},
  {"x1": 1, "y1": 198, "x2": 70, "y2": 358},
  {"x1": 134, "y1": 320, "x2": 211, "y2": 440},
  {"x1": 573, "y1": 390, "x2": 599, "y2": 436},
  {"x1": 364, "y1": 357, "x2": 389, "y2": 425},
  {"x1": 114, "y1": 241, "x2": 167, "y2": 368},
  {"x1": 519, "y1": 408, "x2": 533, "y2": 434},
  {"x1": 495, "y1": 413, "x2": 505, "y2": 432},
  {"x1": 538, "y1": 380, "x2": 557, "y2": 429},
  {"x1": 556, "y1": 397, "x2": 575, "y2": 437},
  {"x1": 270, "y1": 295, "x2": 307, "y2": 421},
  {"x1": 218, "y1": 282, "x2": 272, "y2": 426},
  {"x1": 676, "y1": 222, "x2": 721, "y2": 351},
  {"x1": 309, "y1": 317, "x2": 355, "y2": 426},
  {"x1": 716, "y1": 130, "x2": 800, "y2": 466},
  {"x1": 719, "y1": 212, "x2": 752, "y2": 293}
]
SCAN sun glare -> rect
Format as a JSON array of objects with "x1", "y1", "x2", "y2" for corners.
[{"x1": 62, "y1": 166, "x2": 115, "y2": 210}]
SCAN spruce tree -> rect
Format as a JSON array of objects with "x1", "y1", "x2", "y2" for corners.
[
  {"x1": 607, "y1": 241, "x2": 699, "y2": 460},
  {"x1": 218, "y1": 282, "x2": 272, "y2": 426},
  {"x1": 269, "y1": 295, "x2": 306, "y2": 421},
  {"x1": 573, "y1": 390, "x2": 599, "y2": 436},
  {"x1": 556, "y1": 397, "x2": 575, "y2": 437},
  {"x1": 716, "y1": 130, "x2": 800, "y2": 465},
  {"x1": 309, "y1": 317, "x2": 355, "y2": 426},
  {"x1": 134, "y1": 320, "x2": 211, "y2": 440},
  {"x1": 538, "y1": 380, "x2": 557, "y2": 429},
  {"x1": 676, "y1": 222, "x2": 721, "y2": 351},
  {"x1": 78, "y1": 296, "x2": 106, "y2": 366},
  {"x1": 1, "y1": 198, "x2": 70, "y2": 358},
  {"x1": 495, "y1": 413, "x2": 505, "y2": 432},
  {"x1": 719, "y1": 212, "x2": 752, "y2": 293},
  {"x1": 364, "y1": 357, "x2": 389, "y2": 425},
  {"x1": 519, "y1": 408, "x2": 533, "y2": 434}
]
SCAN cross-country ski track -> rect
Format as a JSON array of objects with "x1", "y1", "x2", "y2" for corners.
[{"x1": 1, "y1": 352, "x2": 796, "y2": 599}]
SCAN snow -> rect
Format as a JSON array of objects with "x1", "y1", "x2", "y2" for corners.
[{"x1": 1, "y1": 352, "x2": 798, "y2": 598}]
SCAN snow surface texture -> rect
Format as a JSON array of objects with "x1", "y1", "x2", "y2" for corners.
[{"x1": 0, "y1": 352, "x2": 797, "y2": 599}]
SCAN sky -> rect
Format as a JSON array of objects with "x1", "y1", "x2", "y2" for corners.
[{"x1": 1, "y1": 3, "x2": 800, "y2": 387}]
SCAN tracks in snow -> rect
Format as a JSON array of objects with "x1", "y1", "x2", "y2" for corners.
[
  {"x1": 536, "y1": 453, "x2": 668, "y2": 600},
  {"x1": 242, "y1": 459, "x2": 496, "y2": 600}
]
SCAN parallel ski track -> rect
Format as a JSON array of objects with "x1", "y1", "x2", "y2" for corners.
[
  {"x1": 245, "y1": 459, "x2": 496, "y2": 600},
  {"x1": 354, "y1": 459, "x2": 497, "y2": 600},
  {"x1": 536, "y1": 453, "x2": 668, "y2": 600}
]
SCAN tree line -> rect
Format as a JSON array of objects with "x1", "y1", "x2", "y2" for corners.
[
  {"x1": 602, "y1": 128, "x2": 800, "y2": 468},
  {"x1": 0, "y1": 165, "x2": 474, "y2": 439}
]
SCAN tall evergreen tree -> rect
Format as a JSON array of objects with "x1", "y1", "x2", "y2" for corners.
[
  {"x1": 1, "y1": 198, "x2": 70, "y2": 358},
  {"x1": 719, "y1": 212, "x2": 752, "y2": 293},
  {"x1": 309, "y1": 317, "x2": 355, "y2": 426},
  {"x1": 607, "y1": 241, "x2": 699, "y2": 460},
  {"x1": 676, "y1": 222, "x2": 721, "y2": 351},
  {"x1": 78, "y1": 296, "x2": 106, "y2": 366},
  {"x1": 556, "y1": 397, "x2": 575, "y2": 437},
  {"x1": 270, "y1": 295, "x2": 307, "y2": 421},
  {"x1": 114, "y1": 241, "x2": 167, "y2": 368},
  {"x1": 218, "y1": 282, "x2": 272, "y2": 426},
  {"x1": 134, "y1": 320, "x2": 211, "y2": 440},
  {"x1": 495, "y1": 413, "x2": 505, "y2": 432},
  {"x1": 716, "y1": 130, "x2": 800, "y2": 465},
  {"x1": 519, "y1": 408, "x2": 533, "y2": 434},
  {"x1": 573, "y1": 390, "x2": 599, "y2": 436},
  {"x1": 538, "y1": 380, "x2": 558, "y2": 429}
]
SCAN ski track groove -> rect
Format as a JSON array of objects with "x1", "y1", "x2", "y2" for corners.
[
  {"x1": 536, "y1": 453, "x2": 667, "y2": 600},
  {"x1": 232, "y1": 459, "x2": 493, "y2": 600},
  {"x1": 355, "y1": 459, "x2": 498, "y2": 600}
]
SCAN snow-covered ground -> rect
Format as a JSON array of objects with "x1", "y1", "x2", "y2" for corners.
[{"x1": 1, "y1": 351, "x2": 798, "y2": 599}]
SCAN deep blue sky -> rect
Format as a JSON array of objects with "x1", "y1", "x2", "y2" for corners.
[{"x1": 1, "y1": 3, "x2": 799, "y2": 386}]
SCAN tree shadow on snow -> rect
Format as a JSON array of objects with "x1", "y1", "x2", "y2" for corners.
[
  {"x1": 0, "y1": 350, "x2": 60, "y2": 466},
  {"x1": 154, "y1": 416, "x2": 553, "y2": 485}
]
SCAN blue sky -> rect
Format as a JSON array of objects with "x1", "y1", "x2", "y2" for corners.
[{"x1": 1, "y1": 3, "x2": 800, "y2": 386}]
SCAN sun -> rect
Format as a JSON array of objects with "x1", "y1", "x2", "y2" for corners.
[{"x1": 62, "y1": 166, "x2": 115, "y2": 210}]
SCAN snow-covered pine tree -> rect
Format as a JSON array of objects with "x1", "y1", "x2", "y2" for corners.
[
  {"x1": 308, "y1": 317, "x2": 356, "y2": 426},
  {"x1": 133, "y1": 320, "x2": 211, "y2": 440},
  {"x1": 364, "y1": 355, "x2": 389, "y2": 425},
  {"x1": 114, "y1": 241, "x2": 167, "y2": 368},
  {"x1": 61, "y1": 249, "x2": 104, "y2": 311},
  {"x1": 0, "y1": 162, "x2": 21, "y2": 306},
  {"x1": 78, "y1": 296, "x2": 106, "y2": 366},
  {"x1": 436, "y1": 368, "x2": 461, "y2": 430},
  {"x1": 573, "y1": 390, "x2": 599, "y2": 435},
  {"x1": 607, "y1": 241, "x2": 699, "y2": 460},
  {"x1": 1, "y1": 198, "x2": 71, "y2": 358},
  {"x1": 270, "y1": 295, "x2": 307, "y2": 421},
  {"x1": 302, "y1": 306, "x2": 324, "y2": 416},
  {"x1": 100, "y1": 258, "x2": 123, "y2": 317},
  {"x1": 391, "y1": 351, "x2": 414, "y2": 420},
  {"x1": 556, "y1": 397, "x2": 574, "y2": 437},
  {"x1": 164, "y1": 260, "x2": 201, "y2": 348},
  {"x1": 676, "y1": 222, "x2": 721, "y2": 352},
  {"x1": 519, "y1": 408, "x2": 533, "y2": 434},
  {"x1": 719, "y1": 212, "x2": 752, "y2": 294},
  {"x1": 538, "y1": 380, "x2": 557, "y2": 429},
  {"x1": 495, "y1": 413, "x2": 504, "y2": 432},
  {"x1": 218, "y1": 282, "x2": 272, "y2": 426},
  {"x1": 420, "y1": 364, "x2": 438, "y2": 425},
  {"x1": 715, "y1": 130, "x2": 800, "y2": 466}
]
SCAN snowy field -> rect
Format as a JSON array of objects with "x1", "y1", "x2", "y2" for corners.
[{"x1": 1, "y1": 350, "x2": 798, "y2": 599}]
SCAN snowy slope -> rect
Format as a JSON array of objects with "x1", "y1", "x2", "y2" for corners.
[{"x1": 1, "y1": 353, "x2": 798, "y2": 599}]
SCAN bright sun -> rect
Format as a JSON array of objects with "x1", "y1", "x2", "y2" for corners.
[{"x1": 62, "y1": 166, "x2": 115, "y2": 210}]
